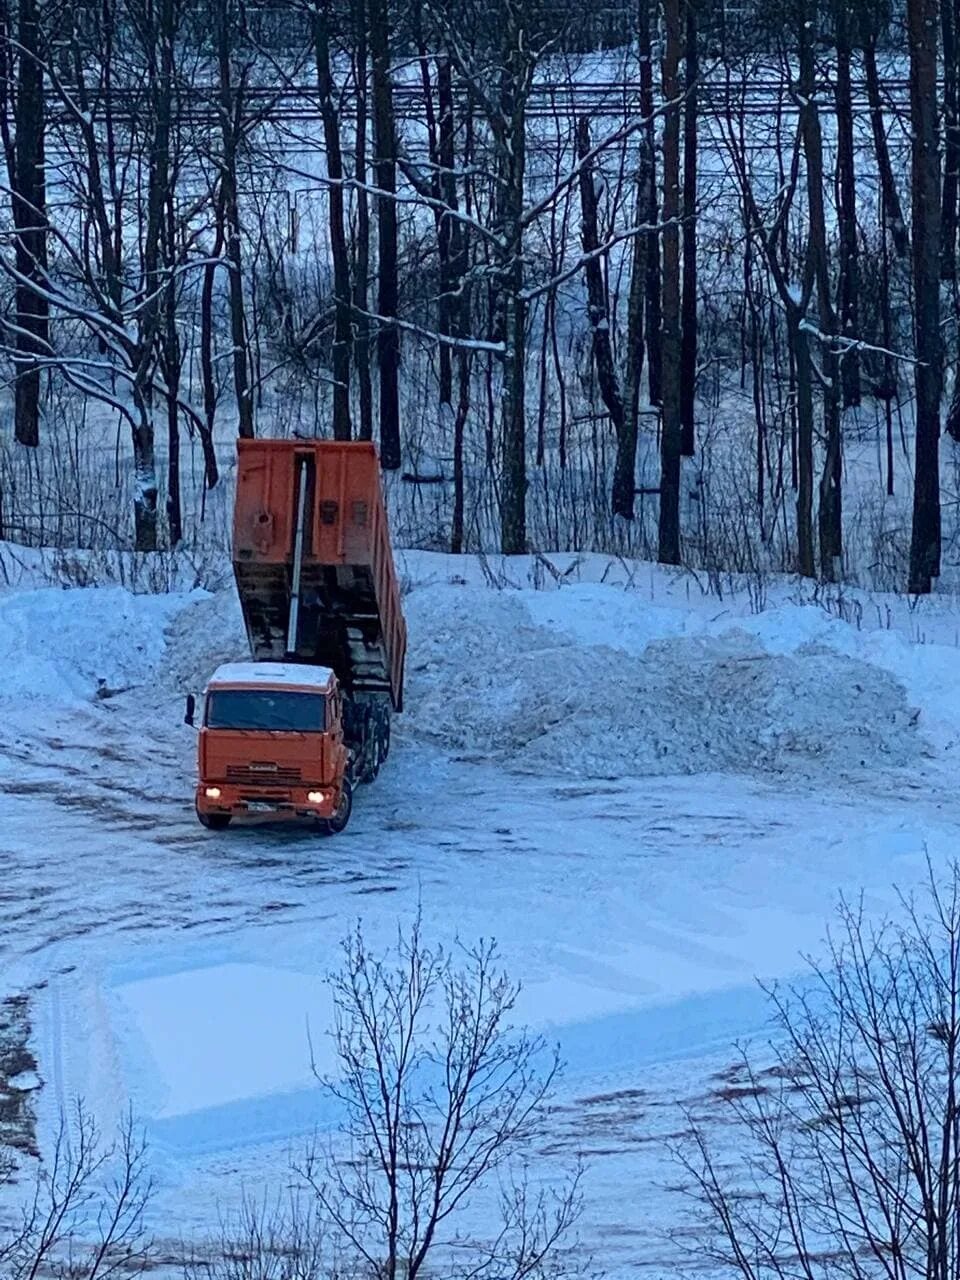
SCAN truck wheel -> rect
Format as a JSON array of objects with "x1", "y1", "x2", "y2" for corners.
[
  {"x1": 197, "y1": 809, "x2": 231, "y2": 831},
  {"x1": 380, "y1": 717, "x2": 391, "y2": 762},
  {"x1": 321, "y1": 780, "x2": 353, "y2": 836},
  {"x1": 360, "y1": 736, "x2": 381, "y2": 785}
]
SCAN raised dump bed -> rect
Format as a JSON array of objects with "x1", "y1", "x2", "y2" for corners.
[{"x1": 232, "y1": 439, "x2": 406, "y2": 712}]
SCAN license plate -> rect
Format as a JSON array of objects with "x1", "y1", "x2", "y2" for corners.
[{"x1": 246, "y1": 801, "x2": 277, "y2": 813}]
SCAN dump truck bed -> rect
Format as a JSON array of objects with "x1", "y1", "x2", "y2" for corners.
[{"x1": 232, "y1": 439, "x2": 406, "y2": 711}]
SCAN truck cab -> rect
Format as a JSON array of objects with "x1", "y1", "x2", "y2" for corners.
[{"x1": 191, "y1": 661, "x2": 352, "y2": 832}]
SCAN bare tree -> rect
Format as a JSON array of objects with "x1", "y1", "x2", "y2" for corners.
[
  {"x1": 719, "y1": 18, "x2": 842, "y2": 580},
  {"x1": 943, "y1": 0, "x2": 960, "y2": 279},
  {"x1": 213, "y1": 0, "x2": 255, "y2": 442},
  {"x1": 0, "y1": 1105, "x2": 153, "y2": 1278},
  {"x1": 797, "y1": 0, "x2": 842, "y2": 581},
  {"x1": 300, "y1": 918, "x2": 580, "y2": 1280},
  {"x1": 680, "y1": 0, "x2": 699, "y2": 456},
  {"x1": 834, "y1": 0, "x2": 860, "y2": 408},
  {"x1": 638, "y1": 0, "x2": 662, "y2": 408},
  {"x1": 620, "y1": 133, "x2": 648, "y2": 522},
  {"x1": 857, "y1": 2, "x2": 909, "y2": 260},
  {"x1": 429, "y1": 0, "x2": 541, "y2": 554},
  {"x1": 908, "y1": 0, "x2": 942, "y2": 594},
  {"x1": 658, "y1": 0, "x2": 683, "y2": 565},
  {"x1": 685, "y1": 861, "x2": 960, "y2": 1280},
  {"x1": 490, "y1": 0, "x2": 533, "y2": 555},
  {"x1": 577, "y1": 116, "x2": 628, "y2": 520},
  {"x1": 0, "y1": 0, "x2": 48, "y2": 448},
  {"x1": 140, "y1": 0, "x2": 185, "y2": 545},
  {"x1": 0, "y1": 0, "x2": 203, "y2": 549},
  {"x1": 311, "y1": 0, "x2": 353, "y2": 441},
  {"x1": 188, "y1": 1192, "x2": 329, "y2": 1280},
  {"x1": 370, "y1": 0, "x2": 401, "y2": 469},
  {"x1": 353, "y1": 0, "x2": 374, "y2": 443}
]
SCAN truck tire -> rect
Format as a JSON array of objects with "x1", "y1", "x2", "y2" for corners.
[
  {"x1": 321, "y1": 780, "x2": 353, "y2": 836},
  {"x1": 360, "y1": 735, "x2": 381, "y2": 785},
  {"x1": 197, "y1": 809, "x2": 231, "y2": 831}
]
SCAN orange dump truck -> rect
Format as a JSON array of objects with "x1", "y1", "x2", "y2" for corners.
[{"x1": 187, "y1": 439, "x2": 406, "y2": 834}]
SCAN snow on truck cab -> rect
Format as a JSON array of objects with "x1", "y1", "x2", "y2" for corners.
[{"x1": 186, "y1": 439, "x2": 406, "y2": 835}]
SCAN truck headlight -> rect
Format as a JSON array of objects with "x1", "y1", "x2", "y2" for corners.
[
  {"x1": 204, "y1": 786, "x2": 222, "y2": 800},
  {"x1": 307, "y1": 790, "x2": 325, "y2": 804}
]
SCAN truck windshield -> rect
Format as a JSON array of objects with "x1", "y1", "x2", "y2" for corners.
[{"x1": 205, "y1": 689, "x2": 326, "y2": 733}]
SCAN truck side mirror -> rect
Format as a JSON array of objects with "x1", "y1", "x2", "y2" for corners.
[{"x1": 184, "y1": 694, "x2": 196, "y2": 727}]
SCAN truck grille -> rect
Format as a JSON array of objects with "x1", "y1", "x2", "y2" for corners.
[{"x1": 226, "y1": 763, "x2": 303, "y2": 786}]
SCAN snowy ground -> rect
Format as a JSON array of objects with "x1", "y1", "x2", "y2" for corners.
[{"x1": 0, "y1": 549, "x2": 958, "y2": 1271}]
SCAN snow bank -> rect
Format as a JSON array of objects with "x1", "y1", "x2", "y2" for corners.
[
  {"x1": 158, "y1": 588, "x2": 246, "y2": 694},
  {"x1": 0, "y1": 586, "x2": 192, "y2": 704},
  {"x1": 5, "y1": 557, "x2": 927, "y2": 779},
  {"x1": 404, "y1": 584, "x2": 923, "y2": 780}
]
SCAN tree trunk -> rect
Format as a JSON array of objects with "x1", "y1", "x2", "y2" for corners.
[
  {"x1": 818, "y1": 379, "x2": 842, "y2": 579},
  {"x1": 12, "y1": 0, "x2": 48, "y2": 448},
  {"x1": 881, "y1": 197, "x2": 897, "y2": 488},
  {"x1": 680, "y1": 0, "x2": 698, "y2": 456},
  {"x1": 131, "y1": 406, "x2": 159, "y2": 552},
  {"x1": 166, "y1": 294, "x2": 183, "y2": 547},
  {"x1": 199, "y1": 252, "x2": 222, "y2": 489},
  {"x1": 369, "y1": 0, "x2": 401, "y2": 469},
  {"x1": 864, "y1": 37, "x2": 909, "y2": 259},
  {"x1": 942, "y1": 0, "x2": 959, "y2": 279},
  {"x1": 835, "y1": 6, "x2": 860, "y2": 407},
  {"x1": 619, "y1": 162, "x2": 646, "y2": 520},
  {"x1": 436, "y1": 54, "x2": 455, "y2": 407},
  {"x1": 136, "y1": 0, "x2": 174, "y2": 553},
  {"x1": 353, "y1": 0, "x2": 374, "y2": 442},
  {"x1": 411, "y1": 8, "x2": 452, "y2": 409},
  {"x1": 799, "y1": 0, "x2": 842, "y2": 578},
  {"x1": 658, "y1": 0, "x2": 682, "y2": 565},
  {"x1": 577, "y1": 116, "x2": 630, "y2": 522},
  {"x1": 451, "y1": 345, "x2": 470, "y2": 554},
  {"x1": 450, "y1": 82, "x2": 471, "y2": 552},
  {"x1": 791, "y1": 314, "x2": 816, "y2": 578},
  {"x1": 638, "y1": 0, "x2": 662, "y2": 406},
  {"x1": 907, "y1": 0, "x2": 943, "y2": 593},
  {"x1": 216, "y1": 2, "x2": 254, "y2": 439},
  {"x1": 158, "y1": 0, "x2": 181, "y2": 544},
  {"x1": 314, "y1": 0, "x2": 352, "y2": 440},
  {"x1": 496, "y1": 13, "x2": 528, "y2": 556}
]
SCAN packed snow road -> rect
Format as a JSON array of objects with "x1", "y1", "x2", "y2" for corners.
[{"x1": 1, "y1": 550, "x2": 959, "y2": 1269}]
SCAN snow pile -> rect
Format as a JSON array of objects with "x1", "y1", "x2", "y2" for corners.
[
  {"x1": 404, "y1": 585, "x2": 923, "y2": 779},
  {"x1": 0, "y1": 586, "x2": 191, "y2": 704},
  {"x1": 8, "y1": 563, "x2": 925, "y2": 780},
  {"x1": 158, "y1": 588, "x2": 249, "y2": 695}
]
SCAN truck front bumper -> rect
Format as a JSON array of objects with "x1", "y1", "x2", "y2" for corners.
[{"x1": 196, "y1": 783, "x2": 339, "y2": 820}]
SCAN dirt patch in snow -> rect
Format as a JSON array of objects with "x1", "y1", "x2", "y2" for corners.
[
  {"x1": 0, "y1": 996, "x2": 38, "y2": 1166},
  {"x1": 403, "y1": 586, "x2": 923, "y2": 780}
]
